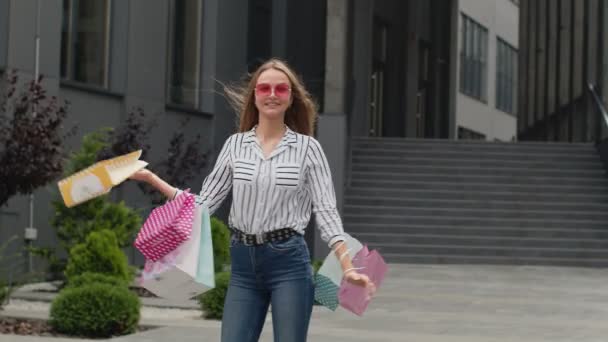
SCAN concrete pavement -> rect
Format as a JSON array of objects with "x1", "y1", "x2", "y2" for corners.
[{"x1": 2, "y1": 264, "x2": 608, "y2": 341}]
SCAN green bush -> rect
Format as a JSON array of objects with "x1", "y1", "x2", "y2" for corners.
[
  {"x1": 52, "y1": 130, "x2": 142, "y2": 250},
  {"x1": 211, "y1": 217, "x2": 230, "y2": 272},
  {"x1": 65, "y1": 272, "x2": 128, "y2": 289},
  {"x1": 0, "y1": 283, "x2": 10, "y2": 310},
  {"x1": 50, "y1": 283, "x2": 141, "y2": 338},
  {"x1": 64, "y1": 230, "x2": 132, "y2": 284},
  {"x1": 31, "y1": 130, "x2": 142, "y2": 280},
  {"x1": 198, "y1": 271, "x2": 230, "y2": 320}
]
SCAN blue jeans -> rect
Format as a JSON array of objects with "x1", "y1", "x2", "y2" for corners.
[{"x1": 221, "y1": 234, "x2": 315, "y2": 342}]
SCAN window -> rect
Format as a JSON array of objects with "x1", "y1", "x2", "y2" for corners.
[
  {"x1": 369, "y1": 18, "x2": 387, "y2": 137},
  {"x1": 168, "y1": 0, "x2": 202, "y2": 108},
  {"x1": 61, "y1": 0, "x2": 111, "y2": 87},
  {"x1": 460, "y1": 14, "x2": 488, "y2": 102},
  {"x1": 458, "y1": 126, "x2": 486, "y2": 140},
  {"x1": 496, "y1": 38, "x2": 517, "y2": 114}
]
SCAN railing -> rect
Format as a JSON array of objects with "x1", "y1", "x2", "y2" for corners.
[
  {"x1": 587, "y1": 83, "x2": 608, "y2": 173},
  {"x1": 588, "y1": 83, "x2": 608, "y2": 143}
]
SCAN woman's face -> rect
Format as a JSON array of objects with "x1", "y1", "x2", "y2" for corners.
[{"x1": 254, "y1": 68, "x2": 292, "y2": 121}]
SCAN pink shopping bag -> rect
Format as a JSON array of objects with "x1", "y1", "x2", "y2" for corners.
[
  {"x1": 338, "y1": 245, "x2": 388, "y2": 316},
  {"x1": 134, "y1": 190, "x2": 196, "y2": 261}
]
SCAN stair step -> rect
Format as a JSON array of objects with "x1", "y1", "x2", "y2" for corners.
[
  {"x1": 352, "y1": 148, "x2": 600, "y2": 162},
  {"x1": 345, "y1": 187, "x2": 608, "y2": 203},
  {"x1": 344, "y1": 195, "x2": 608, "y2": 211},
  {"x1": 348, "y1": 179, "x2": 608, "y2": 195},
  {"x1": 379, "y1": 254, "x2": 608, "y2": 267},
  {"x1": 364, "y1": 243, "x2": 608, "y2": 259},
  {"x1": 351, "y1": 155, "x2": 602, "y2": 170},
  {"x1": 345, "y1": 223, "x2": 608, "y2": 239},
  {"x1": 349, "y1": 232, "x2": 608, "y2": 249},
  {"x1": 351, "y1": 163, "x2": 605, "y2": 177},
  {"x1": 351, "y1": 137, "x2": 595, "y2": 152},
  {"x1": 344, "y1": 138, "x2": 608, "y2": 266},
  {"x1": 343, "y1": 213, "x2": 608, "y2": 229},
  {"x1": 343, "y1": 204, "x2": 608, "y2": 220},
  {"x1": 350, "y1": 172, "x2": 608, "y2": 186}
]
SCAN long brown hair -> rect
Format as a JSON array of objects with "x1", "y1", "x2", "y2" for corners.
[{"x1": 225, "y1": 59, "x2": 318, "y2": 136}]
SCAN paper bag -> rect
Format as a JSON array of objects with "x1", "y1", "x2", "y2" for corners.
[
  {"x1": 314, "y1": 233, "x2": 363, "y2": 311},
  {"x1": 139, "y1": 204, "x2": 215, "y2": 301},
  {"x1": 58, "y1": 150, "x2": 148, "y2": 207},
  {"x1": 134, "y1": 190, "x2": 196, "y2": 261},
  {"x1": 338, "y1": 245, "x2": 388, "y2": 316}
]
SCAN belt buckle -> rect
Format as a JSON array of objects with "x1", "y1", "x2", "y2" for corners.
[
  {"x1": 240, "y1": 234, "x2": 254, "y2": 246},
  {"x1": 255, "y1": 233, "x2": 265, "y2": 245}
]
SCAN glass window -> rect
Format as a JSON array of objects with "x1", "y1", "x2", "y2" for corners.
[
  {"x1": 496, "y1": 37, "x2": 518, "y2": 114},
  {"x1": 460, "y1": 14, "x2": 488, "y2": 102},
  {"x1": 168, "y1": 0, "x2": 202, "y2": 108},
  {"x1": 61, "y1": 0, "x2": 111, "y2": 87}
]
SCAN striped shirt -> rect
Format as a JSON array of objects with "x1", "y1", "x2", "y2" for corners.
[{"x1": 177, "y1": 125, "x2": 345, "y2": 247}]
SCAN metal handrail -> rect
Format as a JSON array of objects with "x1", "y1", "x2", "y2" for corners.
[{"x1": 588, "y1": 83, "x2": 608, "y2": 131}]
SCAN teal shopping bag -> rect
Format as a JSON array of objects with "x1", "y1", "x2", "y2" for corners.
[{"x1": 195, "y1": 204, "x2": 215, "y2": 288}]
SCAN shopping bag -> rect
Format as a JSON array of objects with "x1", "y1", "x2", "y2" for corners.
[
  {"x1": 314, "y1": 233, "x2": 363, "y2": 311},
  {"x1": 138, "y1": 204, "x2": 215, "y2": 301},
  {"x1": 58, "y1": 150, "x2": 148, "y2": 207},
  {"x1": 338, "y1": 245, "x2": 388, "y2": 316},
  {"x1": 134, "y1": 190, "x2": 196, "y2": 261}
]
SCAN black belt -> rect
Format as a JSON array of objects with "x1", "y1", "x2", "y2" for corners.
[{"x1": 230, "y1": 227, "x2": 300, "y2": 246}]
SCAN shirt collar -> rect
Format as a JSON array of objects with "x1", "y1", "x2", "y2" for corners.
[{"x1": 243, "y1": 125, "x2": 298, "y2": 147}]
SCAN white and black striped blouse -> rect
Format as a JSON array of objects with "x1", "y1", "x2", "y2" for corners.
[{"x1": 176, "y1": 125, "x2": 345, "y2": 247}]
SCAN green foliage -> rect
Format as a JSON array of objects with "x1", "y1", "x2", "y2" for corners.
[
  {"x1": 32, "y1": 130, "x2": 142, "y2": 280},
  {"x1": 311, "y1": 259, "x2": 323, "y2": 275},
  {"x1": 0, "y1": 236, "x2": 19, "y2": 310},
  {"x1": 198, "y1": 271, "x2": 230, "y2": 320},
  {"x1": 65, "y1": 272, "x2": 128, "y2": 289},
  {"x1": 51, "y1": 129, "x2": 142, "y2": 251},
  {"x1": 64, "y1": 230, "x2": 132, "y2": 284},
  {"x1": 211, "y1": 217, "x2": 230, "y2": 273},
  {"x1": 50, "y1": 283, "x2": 141, "y2": 338}
]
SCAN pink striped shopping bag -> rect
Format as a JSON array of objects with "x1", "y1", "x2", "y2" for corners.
[{"x1": 134, "y1": 190, "x2": 196, "y2": 261}]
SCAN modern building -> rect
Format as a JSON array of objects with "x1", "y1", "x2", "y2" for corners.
[
  {"x1": 0, "y1": 0, "x2": 520, "y2": 273},
  {"x1": 518, "y1": 0, "x2": 608, "y2": 142},
  {"x1": 456, "y1": 0, "x2": 519, "y2": 141}
]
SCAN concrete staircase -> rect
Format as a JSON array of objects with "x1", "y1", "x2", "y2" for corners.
[{"x1": 344, "y1": 137, "x2": 608, "y2": 267}]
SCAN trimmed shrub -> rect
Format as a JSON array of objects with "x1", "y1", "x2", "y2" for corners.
[
  {"x1": 50, "y1": 283, "x2": 140, "y2": 338},
  {"x1": 211, "y1": 217, "x2": 230, "y2": 272},
  {"x1": 198, "y1": 271, "x2": 230, "y2": 320},
  {"x1": 65, "y1": 272, "x2": 128, "y2": 289},
  {"x1": 64, "y1": 230, "x2": 132, "y2": 284}
]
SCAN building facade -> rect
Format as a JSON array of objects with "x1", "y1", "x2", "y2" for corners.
[
  {"x1": 518, "y1": 0, "x2": 608, "y2": 142},
  {"x1": 456, "y1": 0, "x2": 519, "y2": 141},
  {"x1": 0, "y1": 0, "x2": 519, "y2": 272}
]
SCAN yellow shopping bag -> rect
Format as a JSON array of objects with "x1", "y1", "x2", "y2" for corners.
[{"x1": 57, "y1": 150, "x2": 148, "y2": 207}]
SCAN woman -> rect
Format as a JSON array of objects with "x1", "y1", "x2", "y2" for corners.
[{"x1": 130, "y1": 58, "x2": 373, "y2": 341}]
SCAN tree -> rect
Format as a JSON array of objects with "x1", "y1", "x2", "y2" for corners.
[{"x1": 0, "y1": 70, "x2": 72, "y2": 207}]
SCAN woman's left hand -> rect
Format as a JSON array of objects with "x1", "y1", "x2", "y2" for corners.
[{"x1": 343, "y1": 271, "x2": 376, "y2": 293}]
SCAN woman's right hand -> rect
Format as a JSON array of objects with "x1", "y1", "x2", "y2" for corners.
[{"x1": 129, "y1": 169, "x2": 154, "y2": 183}]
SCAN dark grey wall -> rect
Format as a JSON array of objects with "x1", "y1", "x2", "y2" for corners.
[
  {"x1": 0, "y1": 0, "x2": 9, "y2": 69},
  {"x1": 519, "y1": 0, "x2": 604, "y2": 142},
  {"x1": 0, "y1": 0, "x2": 228, "y2": 273}
]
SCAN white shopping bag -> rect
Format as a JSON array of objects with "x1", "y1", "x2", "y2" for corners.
[{"x1": 138, "y1": 204, "x2": 215, "y2": 301}]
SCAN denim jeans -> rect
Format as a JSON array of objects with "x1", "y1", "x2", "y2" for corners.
[{"x1": 221, "y1": 234, "x2": 315, "y2": 342}]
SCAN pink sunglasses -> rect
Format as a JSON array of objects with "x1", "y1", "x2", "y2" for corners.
[{"x1": 255, "y1": 83, "x2": 291, "y2": 98}]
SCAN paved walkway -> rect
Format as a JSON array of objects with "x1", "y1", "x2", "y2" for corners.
[{"x1": 2, "y1": 264, "x2": 608, "y2": 341}]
